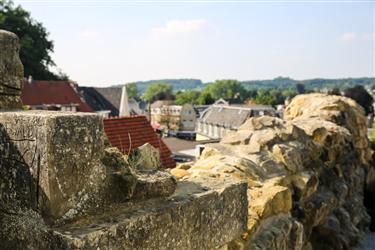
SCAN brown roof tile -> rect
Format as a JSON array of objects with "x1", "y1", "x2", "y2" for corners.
[
  {"x1": 103, "y1": 115, "x2": 176, "y2": 168},
  {"x1": 21, "y1": 80, "x2": 93, "y2": 112}
]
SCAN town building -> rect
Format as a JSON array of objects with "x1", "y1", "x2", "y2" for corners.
[
  {"x1": 163, "y1": 137, "x2": 219, "y2": 162},
  {"x1": 21, "y1": 80, "x2": 93, "y2": 112},
  {"x1": 150, "y1": 102, "x2": 196, "y2": 132},
  {"x1": 196, "y1": 104, "x2": 277, "y2": 140},
  {"x1": 95, "y1": 87, "x2": 148, "y2": 116},
  {"x1": 78, "y1": 86, "x2": 118, "y2": 117},
  {"x1": 193, "y1": 98, "x2": 244, "y2": 118},
  {"x1": 194, "y1": 105, "x2": 210, "y2": 118},
  {"x1": 103, "y1": 115, "x2": 176, "y2": 168}
]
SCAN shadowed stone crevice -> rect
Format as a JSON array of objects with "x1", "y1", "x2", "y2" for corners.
[{"x1": 364, "y1": 163, "x2": 375, "y2": 232}]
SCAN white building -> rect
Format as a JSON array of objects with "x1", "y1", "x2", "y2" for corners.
[{"x1": 196, "y1": 104, "x2": 277, "y2": 140}]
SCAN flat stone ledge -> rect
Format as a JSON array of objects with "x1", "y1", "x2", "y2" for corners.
[{"x1": 53, "y1": 177, "x2": 248, "y2": 250}]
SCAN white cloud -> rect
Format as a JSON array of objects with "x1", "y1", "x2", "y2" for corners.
[
  {"x1": 152, "y1": 19, "x2": 207, "y2": 38},
  {"x1": 339, "y1": 32, "x2": 357, "y2": 42},
  {"x1": 80, "y1": 29, "x2": 99, "y2": 39},
  {"x1": 362, "y1": 33, "x2": 375, "y2": 41}
]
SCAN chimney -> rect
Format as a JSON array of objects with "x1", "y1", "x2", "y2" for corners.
[{"x1": 119, "y1": 85, "x2": 130, "y2": 117}]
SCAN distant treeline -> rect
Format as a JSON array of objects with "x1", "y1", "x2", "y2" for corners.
[
  {"x1": 122, "y1": 78, "x2": 374, "y2": 113},
  {"x1": 115, "y1": 77, "x2": 375, "y2": 94},
  {"x1": 241, "y1": 77, "x2": 375, "y2": 91},
  {"x1": 114, "y1": 79, "x2": 203, "y2": 93}
]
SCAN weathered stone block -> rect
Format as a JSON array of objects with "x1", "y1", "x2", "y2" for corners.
[
  {"x1": 53, "y1": 177, "x2": 248, "y2": 249},
  {"x1": 132, "y1": 170, "x2": 177, "y2": 199},
  {"x1": 0, "y1": 111, "x2": 106, "y2": 221},
  {"x1": 133, "y1": 143, "x2": 162, "y2": 170},
  {"x1": 101, "y1": 147, "x2": 137, "y2": 202},
  {"x1": 0, "y1": 30, "x2": 23, "y2": 109}
]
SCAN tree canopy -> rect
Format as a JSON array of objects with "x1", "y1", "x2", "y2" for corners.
[
  {"x1": 197, "y1": 92, "x2": 214, "y2": 105},
  {"x1": 142, "y1": 83, "x2": 174, "y2": 102},
  {"x1": 344, "y1": 85, "x2": 374, "y2": 115},
  {"x1": 201, "y1": 80, "x2": 247, "y2": 101},
  {"x1": 175, "y1": 90, "x2": 200, "y2": 105},
  {"x1": 0, "y1": 0, "x2": 67, "y2": 80},
  {"x1": 125, "y1": 83, "x2": 138, "y2": 98},
  {"x1": 295, "y1": 83, "x2": 306, "y2": 94}
]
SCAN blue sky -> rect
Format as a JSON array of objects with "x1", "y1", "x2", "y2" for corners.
[{"x1": 15, "y1": 0, "x2": 375, "y2": 87}]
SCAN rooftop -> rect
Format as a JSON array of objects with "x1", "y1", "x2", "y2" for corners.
[
  {"x1": 103, "y1": 115, "x2": 176, "y2": 168},
  {"x1": 79, "y1": 86, "x2": 119, "y2": 116},
  {"x1": 199, "y1": 104, "x2": 276, "y2": 129},
  {"x1": 21, "y1": 80, "x2": 93, "y2": 112}
]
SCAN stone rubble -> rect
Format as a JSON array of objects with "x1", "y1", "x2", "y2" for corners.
[{"x1": 174, "y1": 93, "x2": 375, "y2": 249}]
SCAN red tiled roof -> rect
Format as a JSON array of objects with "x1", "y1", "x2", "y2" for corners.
[
  {"x1": 21, "y1": 80, "x2": 93, "y2": 112},
  {"x1": 103, "y1": 116, "x2": 176, "y2": 168}
]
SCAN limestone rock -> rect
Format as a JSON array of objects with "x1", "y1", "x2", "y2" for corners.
[
  {"x1": 132, "y1": 170, "x2": 177, "y2": 199},
  {"x1": 132, "y1": 143, "x2": 162, "y2": 170},
  {"x1": 170, "y1": 168, "x2": 191, "y2": 179},
  {"x1": 177, "y1": 93, "x2": 373, "y2": 249},
  {"x1": 101, "y1": 147, "x2": 137, "y2": 202},
  {"x1": 175, "y1": 162, "x2": 192, "y2": 170},
  {"x1": 285, "y1": 93, "x2": 371, "y2": 164},
  {"x1": 0, "y1": 30, "x2": 23, "y2": 109},
  {"x1": 248, "y1": 179, "x2": 292, "y2": 220},
  {"x1": 221, "y1": 130, "x2": 253, "y2": 145},
  {"x1": 244, "y1": 214, "x2": 304, "y2": 250},
  {"x1": 289, "y1": 171, "x2": 319, "y2": 201},
  {"x1": 272, "y1": 142, "x2": 306, "y2": 173}
]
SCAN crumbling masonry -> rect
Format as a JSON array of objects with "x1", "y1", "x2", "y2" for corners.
[{"x1": 173, "y1": 92, "x2": 375, "y2": 249}]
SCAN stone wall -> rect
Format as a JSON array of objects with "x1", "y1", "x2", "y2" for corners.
[{"x1": 174, "y1": 93, "x2": 375, "y2": 249}]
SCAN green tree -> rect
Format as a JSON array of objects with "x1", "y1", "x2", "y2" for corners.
[
  {"x1": 202, "y1": 79, "x2": 247, "y2": 101},
  {"x1": 175, "y1": 90, "x2": 200, "y2": 105},
  {"x1": 281, "y1": 88, "x2": 297, "y2": 101},
  {"x1": 126, "y1": 83, "x2": 138, "y2": 98},
  {"x1": 269, "y1": 89, "x2": 285, "y2": 105},
  {"x1": 198, "y1": 92, "x2": 214, "y2": 105},
  {"x1": 143, "y1": 83, "x2": 173, "y2": 102},
  {"x1": 0, "y1": 0, "x2": 67, "y2": 80},
  {"x1": 328, "y1": 88, "x2": 341, "y2": 96},
  {"x1": 255, "y1": 89, "x2": 275, "y2": 105},
  {"x1": 344, "y1": 85, "x2": 374, "y2": 115},
  {"x1": 295, "y1": 83, "x2": 306, "y2": 94}
]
